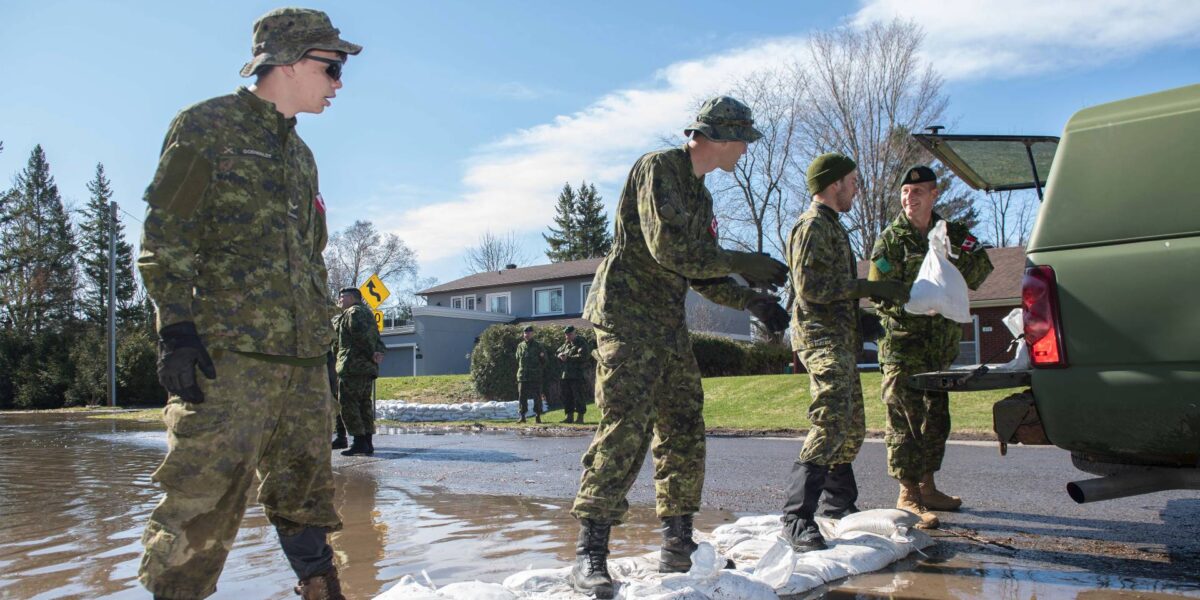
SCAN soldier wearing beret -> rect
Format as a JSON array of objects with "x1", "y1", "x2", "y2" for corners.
[
  {"x1": 135, "y1": 8, "x2": 360, "y2": 599},
  {"x1": 779, "y1": 153, "x2": 911, "y2": 553},
  {"x1": 568, "y1": 97, "x2": 790, "y2": 599},
  {"x1": 515, "y1": 325, "x2": 547, "y2": 423},
  {"x1": 333, "y1": 287, "x2": 386, "y2": 456},
  {"x1": 868, "y1": 165, "x2": 993, "y2": 528},
  {"x1": 556, "y1": 325, "x2": 591, "y2": 424}
]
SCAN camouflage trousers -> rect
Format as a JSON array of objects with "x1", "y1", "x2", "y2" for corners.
[
  {"x1": 139, "y1": 351, "x2": 342, "y2": 600},
  {"x1": 337, "y1": 375, "x2": 375, "y2": 436},
  {"x1": 560, "y1": 378, "x2": 588, "y2": 416},
  {"x1": 518, "y1": 381, "x2": 544, "y2": 416},
  {"x1": 881, "y1": 358, "x2": 952, "y2": 481},
  {"x1": 572, "y1": 327, "x2": 705, "y2": 523},
  {"x1": 797, "y1": 345, "x2": 866, "y2": 466}
]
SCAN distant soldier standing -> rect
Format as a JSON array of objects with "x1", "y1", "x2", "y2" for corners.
[
  {"x1": 515, "y1": 325, "x2": 547, "y2": 423},
  {"x1": 780, "y1": 153, "x2": 910, "y2": 552},
  {"x1": 868, "y1": 166, "x2": 993, "y2": 528},
  {"x1": 135, "y1": 8, "x2": 360, "y2": 599},
  {"x1": 556, "y1": 325, "x2": 590, "y2": 423},
  {"x1": 568, "y1": 97, "x2": 789, "y2": 599},
  {"x1": 333, "y1": 287, "x2": 385, "y2": 456}
]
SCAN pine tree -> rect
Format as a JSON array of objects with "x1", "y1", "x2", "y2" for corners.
[
  {"x1": 573, "y1": 182, "x2": 612, "y2": 259},
  {"x1": 0, "y1": 145, "x2": 78, "y2": 334},
  {"x1": 78, "y1": 163, "x2": 138, "y2": 326},
  {"x1": 543, "y1": 183, "x2": 577, "y2": 262}
]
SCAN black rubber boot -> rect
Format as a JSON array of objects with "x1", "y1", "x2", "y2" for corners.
[
  {"x1": 569, "y1": 518, "x2": 614, "y2": 599},
  {"x1": 564, "y1": 412, "x2": 575, "y2": 424},
  {"x1": 364, "y1": 434, "x2": 374, "y2": 456},
  {"x1": 781, "y1": 461, "x2": 829, "y2": 552},
  {"x1": 331, "y1": 417, "x2": 348, "y2": 450},
  {"x1": 818, "y1": 462, "x2": 860, "y2": 519},
  {"x1": 341, "y1": 436, "x2": 369, "y2": 456},
  {"x1": 659, "y1": 515, "x2": 698, "y2": 573}
]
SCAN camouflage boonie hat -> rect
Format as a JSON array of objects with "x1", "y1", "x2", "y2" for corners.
[
  {"x1": 684, "y1": 96, "x2": 763, "y2": 143},
  {"x1": 240, "y1": 8, "x2": 362, "y2": 77}
]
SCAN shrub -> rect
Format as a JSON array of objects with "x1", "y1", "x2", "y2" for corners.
[
  {"x1": 745, "y1": 342, "x2": 791, "y2": 375},
  {"x1": 690, "y1": 333, "x2": 746, "y2": 377}
]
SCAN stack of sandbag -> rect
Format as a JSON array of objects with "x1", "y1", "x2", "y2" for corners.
[
  {"x1": 375, "y1": 400, "x2": 520, "y2": 422},
  {"x1": 374, "y1": 509, "x2": 933, "y2": 599}
]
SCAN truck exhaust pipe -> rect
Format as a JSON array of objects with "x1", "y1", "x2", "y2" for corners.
[{"x1": 1067, "y1": 467, "x2": 1200, "y2": 504}]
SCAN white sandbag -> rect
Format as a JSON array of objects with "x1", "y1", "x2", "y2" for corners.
[
  {"x1": 749, "y1": 537, "x2": 797, "y2": 588},
  {"x1": 995, "y1": 307, "x2": 1031, "y2": 371},
  {"x1": 705, "y1": 570, "x2": 777, "y2": 600},
  {"x1": 436, "y1": 580, "x2": 517, "y2": 599},
  {"x1": 502, "y1": 568, "x2": 573, "y2": 595},
  {"x1": 827, "y1": 508, "x2": 919, "y2": 539},
  {"x1": 374, "y1": 574, "x2": 443, "y2": 600},
  {"x1": 686, "y1": 543, "x2": 721, "y2": 582},
  {"x1": 727, "y1": 537, "x2": 778, "y2": 564},
  {"x1": 619, "y1": 581, "x2": 708, "y2": 600},
  {"x1": 904, "y1": 220, "x2": 972, "y2": 323}
]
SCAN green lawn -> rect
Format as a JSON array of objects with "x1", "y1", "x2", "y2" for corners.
[{"x1": 83, "y1": 373, "x2": 1018, "y2": 436}]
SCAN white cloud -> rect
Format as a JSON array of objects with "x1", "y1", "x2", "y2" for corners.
[
  {"x1": 381, "y1": 38, "x2": 808, "y2": 265},
  {"x1": 853, "y1": 0, "x2": 1200, "y2": 80}
]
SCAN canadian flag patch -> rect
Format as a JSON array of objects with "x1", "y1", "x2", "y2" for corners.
[
  {"x1": 314, "y1": 193, "x2": 326, "y2": 214},
  {"x1": 708, "y1": 216, "x2": 719, "y2": 239},
  {"x1": 960, "y1": 234, "x2": 978, "y2": 253}
]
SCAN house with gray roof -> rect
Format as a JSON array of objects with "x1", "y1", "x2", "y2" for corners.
[{"x1": 377, "y1": 258, "x2": 754, "y2": 377}]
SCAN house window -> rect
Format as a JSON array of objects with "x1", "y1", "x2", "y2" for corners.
[
  {"x1": 533, "y1": 286, "x2": 564, "y2": 316},
  {"x1": 486, "y1": 292, "x2": 511, "y2": 314},
  {"x1": 581, "y1": 283, "x2": 592, "y2": 310},
  {"x1": 450, "y1": 296, "x2": 463, "y2": 309},
  {"x1": 465, "y1": 296, "x2": 476, "y2": 311}
]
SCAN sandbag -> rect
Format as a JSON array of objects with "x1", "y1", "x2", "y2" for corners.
[{"x1": 904, "y1": 220, "x2": 972, "y2": 323}]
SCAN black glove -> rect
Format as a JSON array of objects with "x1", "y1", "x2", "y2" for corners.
[
  {"x1": 157, "y1": 322, "x2": 217, "y2": 403},
  {"x1": 747, "y1": 293, "x2": 790, "y2": 333},
  {"x1": 853, "y1": 280, "x2": 910, "y2": 304},
  {"x1": 728, "y1": 251, "x2": 788, "y2": 289},
  {"x1": 858, "y1": 311, "x2": 885, "y2": 341}
]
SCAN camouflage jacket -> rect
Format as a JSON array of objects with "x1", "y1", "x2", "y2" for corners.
[
  {"x1": 515, "y1": 339, "x2": 547, "y2": 382},
  {"x1": 334, "y1": 303, "x2": 385, "y2": 378},
  {"x1": 787, "y1": 201, "x2": 861, "y2": 350},
  {"x1": 138, "y1": 87, "x2": 336, "y2": 358},
  {"x1": 868, "y1": 212, "x2": 994, "y2": 364},
  {"x1": 556, "y1": 336, "x2": 590, "y2": 380},
  {"x1": 583, "y1": 145, "x2": 755, "y2": 338}
]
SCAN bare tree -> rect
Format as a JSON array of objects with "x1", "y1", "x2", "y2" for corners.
[
  {"x1": 463, "y1": 230, "x2": 531, "y2": 274},
  {"x1": 324, "y1": 220, "x2": 418, "y2": 298},
  {"x1": 979, "y1": 189, "x2": 1037, "y2": 247},
  {"x1": 796, "y1": 19, "x2": 950, "y2": 258}
]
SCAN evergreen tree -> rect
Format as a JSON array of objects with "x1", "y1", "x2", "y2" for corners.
[
  {"x1": 543, "y1": 183, "x2": 577, "y2": 262},
  {"x1": 573, "y1": 182, "x2": 612, "y2": 259},
  {"x1": 0, "y1": 145, "x2": 78, "y2": 334},
  {"x1": 78, "y1": 163, "x2": 138, "y2": 326}
]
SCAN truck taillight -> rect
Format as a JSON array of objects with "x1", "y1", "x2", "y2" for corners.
[{"x1": 1022, "y1": 265, "x2": 1067, "y2": 368}]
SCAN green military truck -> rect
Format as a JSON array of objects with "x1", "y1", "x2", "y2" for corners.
[{"x1": 911, "y1": 83, "x2": 1200, "y2": 503}]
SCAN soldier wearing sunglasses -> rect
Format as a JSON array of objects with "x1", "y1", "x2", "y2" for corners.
[{"x1": 136, "y1": 7, "x2": 360, "y2": 600}]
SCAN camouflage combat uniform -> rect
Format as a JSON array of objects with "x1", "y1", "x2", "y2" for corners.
[
  {"x1": 869, "y1": 212, "x2": 993, "y2": 480},
  {"x1": 557, "y1": 334, "x2": 591, "y2": 418},
  {"x1": 136, "y1": 86, "x2": 343, "y2": 598},
  {"x1": 516, "y1": 338, "x2": 547, "y2": 417},
  {"x1": 787, "y1": 201, "x2": 866, "y2": 467},
  {"x1": 572, "y1": 145, "x2": 758, "y2": 523},
  {"x1": 334, "y1": 301, "x2": 385, "y2": 436}
]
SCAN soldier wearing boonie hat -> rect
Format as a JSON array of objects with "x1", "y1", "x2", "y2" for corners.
[{"x1": 136, "y1": 7, "x2": 360, "y2": 600}]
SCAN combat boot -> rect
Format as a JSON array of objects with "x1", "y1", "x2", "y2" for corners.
[
  {"x1": 517, "y1": 415, "x2": 527, "y2": 424},
  {"x1": 340, "y1": 436, "x2": 369, "y2": 457},
  {"x1": 658, "y1": 514, "x2": 699, "y2": 572},
  {"x1": 919, "y1": 472, "x2": 962, "y2": 511},
  {"x1": 293, "y1": 565, "x2": 346, "y2": 600},
  {"x1": 364, "y1": 434, "x2": 374, "y2": 456},
  {"x1": 535, "y1": 413, "x2": 542, "y2": 424},
  {"x1": 818, "y1": 462, "x2": 861, "y2": 519},
  {"x1": 569, "y1": 518, "x2": 615, "y2": 599},
  {"x1": 781, "y1": 461, "x2": 828, "y2": 552},
  {"x1": 897, "y1": 479, "x2": 940, "y2": 529},
  {"x1": 331, "y1": 418, "x2": 348, "y2": 450},
  {"x1": 564, "y1": 412, "x2": 575, "y2": 424}
]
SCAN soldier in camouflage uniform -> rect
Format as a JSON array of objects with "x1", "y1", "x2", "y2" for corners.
[
  {"x1": 568, "y1": 97, "x2": 790, "y2": 599},
  {"x1": 780, "y1": 153, "x2": 911, "y2": 552},
  {"x1": 556, "y1": 325, "x2": 590, "y2": 424},
  {"x1": 334, "y1": 287, "x2": 385, "y2": 456},
  {"x1": 868, "y1": 166, "x2": 993, "y2": 528},
  {"x1": 515, "y1": 326, "x2": 547, "y2": 423},
  {"x1": 135, "y1": 8, "x2": 360, "y2": 600}
]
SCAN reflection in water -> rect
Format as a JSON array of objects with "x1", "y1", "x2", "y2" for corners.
[{"x1": 1, "y1": 413, "x2": 1198, "y2": 600}]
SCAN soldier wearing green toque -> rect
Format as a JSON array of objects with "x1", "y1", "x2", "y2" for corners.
[
  {"x1": 135, "y1": 8, "x2": 360, "y2": 600},
  {"x1": 556, "y1": 325, "x2": 591, "y2": 424}
]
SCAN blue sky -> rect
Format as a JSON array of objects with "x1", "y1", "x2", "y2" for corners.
[{"x1": 2, "y1": 0, "x2": 1198, "y2": 292}]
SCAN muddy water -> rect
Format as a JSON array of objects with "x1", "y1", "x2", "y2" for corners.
[{"x1": 1, "y1": 413, "x2": 1198, "y2": 599}]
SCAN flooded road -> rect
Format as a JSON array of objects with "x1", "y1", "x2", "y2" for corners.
[{"x1": 0, "y1": 412, "x2": 1197, "y2": 599}]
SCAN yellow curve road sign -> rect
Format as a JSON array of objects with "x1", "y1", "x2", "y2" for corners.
[{"x1": 360, "y1": 274, "x2": 390, "y2": 309}]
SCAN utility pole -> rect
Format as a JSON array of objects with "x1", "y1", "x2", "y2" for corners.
[{"x1": 108, "y1": 201, "x2": 117, "y2": 408}]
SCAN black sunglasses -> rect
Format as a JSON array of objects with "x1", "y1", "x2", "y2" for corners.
[{"x1": 303, "y1": 54, "x2": 344, "y2": 81}]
